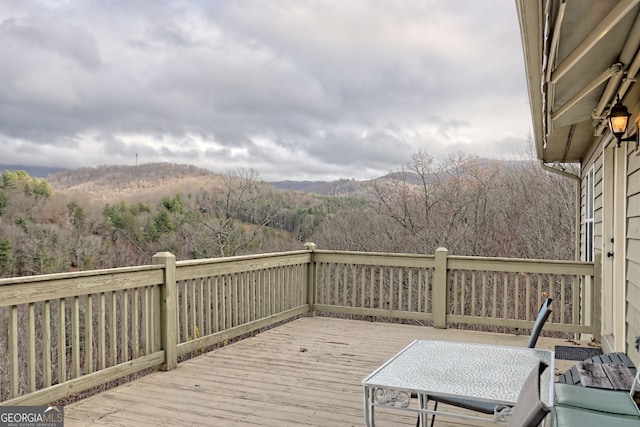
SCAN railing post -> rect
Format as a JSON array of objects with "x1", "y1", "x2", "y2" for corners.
[
  {"x1": 304, "y1": 242, "x2": 317, "y2": 317},
  {"x1": 153, "y1": 252, "x2": 178, "y2": 371},
  {"x1": 433, "y1": 247, "x2": 449, "y2": 329},
  {"x1": 592, "y1": 253, "x2": 602, "y2": 341}
]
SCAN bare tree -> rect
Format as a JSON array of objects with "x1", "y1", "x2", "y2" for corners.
[{"x1": 200, "y1": 168, "x2": 286, "y2": 256}]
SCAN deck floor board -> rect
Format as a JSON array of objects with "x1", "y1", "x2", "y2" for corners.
[{"x1": 65, "y1": 316, "x2": 583, "y2": 426}]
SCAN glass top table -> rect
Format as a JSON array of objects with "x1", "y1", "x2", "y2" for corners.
[{"x1": 362, "y1": 340, "x2": 554, "y2": 426}]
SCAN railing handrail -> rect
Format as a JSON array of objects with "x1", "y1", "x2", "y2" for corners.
[
  {"x1": 0, "y1": 264, "x2": 163, "y2": 288},
  {"x1": 447, "y1": 255, "x2": 594, "y2": 274},
  {"x1": 0, "y1": 266, "x2": 165, "y2": 307},
  {"x1": 175, "y1": 249, "x2": 312, "y2": 267}
]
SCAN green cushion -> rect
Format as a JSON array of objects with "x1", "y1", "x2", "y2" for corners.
[
  {"x1": 554, "y1": 383, "x2": 640, "y2": 416},
  {"x1": 554, "y1": 406, "x2": 640, "y2": 427}
]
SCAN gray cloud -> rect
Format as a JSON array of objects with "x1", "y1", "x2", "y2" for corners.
[{"x1": 0, "y1": 0, "x2": 531, "y2": 181}]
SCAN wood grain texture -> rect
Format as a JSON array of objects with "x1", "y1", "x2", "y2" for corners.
[{"x1": 65, "y1": 317, "x2": 582, "y2": 427}]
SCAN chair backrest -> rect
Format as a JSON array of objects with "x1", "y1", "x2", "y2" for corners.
[
  {"x1": 527, "y1": 297, "x2": 553, "y2": 348},
  {"x1": 507, "y1": 361, "x2": 551, "y2": 427}
]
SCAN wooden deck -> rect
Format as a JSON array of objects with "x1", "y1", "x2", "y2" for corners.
[{"x1": 64, "y1": 317, "x2": 584, "y2": 426}]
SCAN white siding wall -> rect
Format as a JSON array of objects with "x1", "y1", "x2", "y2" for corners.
[{"x1": 626, "y1": 150, "x2": 640, "y2": 365}]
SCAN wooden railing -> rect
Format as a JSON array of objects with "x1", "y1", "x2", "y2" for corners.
[
  {"x1": 311, "y1": 247, "x2": 600, "y2": 336},
  {"x1": 0, "y1": 263, "x2": 167, "y2": 405},
  {"x1": 0, "y1": 245, "x2": 599, "y2": 406},
  {"x1": 172, "y1": 251, "x2": 311, "y2": 358}
]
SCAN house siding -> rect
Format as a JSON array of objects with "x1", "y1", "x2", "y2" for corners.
[
  {"x1": 594, "y1": 160, "x2": 604, "y2": 261},
  {"x1": 626, "y1": 150, "x2": 640, "y2": 365},
  {"x1": 577, "y1": 140, "x2": 639, "y2": 362},
  {"x1": 581, "y1": 151, "x2": 604, "y2": 263}
]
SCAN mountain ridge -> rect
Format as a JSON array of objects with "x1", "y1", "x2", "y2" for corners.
[
  {"x1": 0, "y1": 164, "x2": 67, "y2": 178},
  {"x1": 0, "y1": 158, "x2": 531, "y2": 197}
]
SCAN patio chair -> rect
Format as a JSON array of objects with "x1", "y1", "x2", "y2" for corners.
[
  {"x1": 418, "y1": 297, "x2": 553, "y2": 427},
  {"x1": 553, "y1": 365, "x2": 640, "y2": 426},
  {"x1": 506, "y1": 360, "x2": 551, "y2": 427},
  {"x1": 526, "y1": 297, "x2": 553, "y2": 348}
]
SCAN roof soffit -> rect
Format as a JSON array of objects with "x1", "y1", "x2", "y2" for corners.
[{"x1": 518, "y1": 0, "x2": 640, "y2": 163}]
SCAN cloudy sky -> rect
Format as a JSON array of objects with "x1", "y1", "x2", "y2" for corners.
[{"x1": 0, "y1": 0, "x2": 532, "y2": 181}]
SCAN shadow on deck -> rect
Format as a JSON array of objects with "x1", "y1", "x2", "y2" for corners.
[{"x1": 64, "y1": 317, "x2": 585, "y2": 426}]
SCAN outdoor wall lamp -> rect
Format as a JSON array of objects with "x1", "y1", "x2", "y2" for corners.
[{"x1": 608, "y1": 96, "x2": 640, "y2": 148}]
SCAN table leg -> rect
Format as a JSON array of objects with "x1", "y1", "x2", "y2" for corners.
[
  {"x1": 418, "y1": 393, "x2": 427, "y2": 427},
  {"x1": 363, "y1": 386, "x2": 373, "y2": 426}
]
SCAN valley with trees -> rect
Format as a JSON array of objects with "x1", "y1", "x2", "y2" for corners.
[
  {"x1": 0, "y1": 148, "x2": 577, "y2": 279},
  {"x1": 0, "y1": 148, "x2": 582, "y2": 404}
]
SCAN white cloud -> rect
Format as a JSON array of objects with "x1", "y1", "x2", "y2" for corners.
[{"x1": 0, "y1": 0, "x2": 531, "y2": 181}]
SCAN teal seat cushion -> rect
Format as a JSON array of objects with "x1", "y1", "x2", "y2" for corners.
[
  {"x1": 554, "y1": 383, "x2": 640, "y2": 416},
  {"x1": 554, "y1": 406, "x2": 640, "y2": 427}
]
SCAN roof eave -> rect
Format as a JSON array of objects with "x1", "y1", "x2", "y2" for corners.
[{"x1": 516, "y1": 0, "x2": 547, "y2": 162}]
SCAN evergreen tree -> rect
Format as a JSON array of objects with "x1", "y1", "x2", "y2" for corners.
[{"x1": 0, "y1": 237, "x2": 13, "y2": 277}]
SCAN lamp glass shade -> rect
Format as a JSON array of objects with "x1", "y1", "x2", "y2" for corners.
[
  {"x1": 609, "y1": 98, "x2": 631, "y2": 137},
  {"x1": 610, "y1": 114, "x2": 629, "y2": 135}
]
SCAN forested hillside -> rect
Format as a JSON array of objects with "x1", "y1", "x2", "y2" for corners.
[
  {"x1": 0, "y1": 151, "x2": 577, "y2": 279},
  {"x1": 314, "y1": 151, "x2": 576, "y2": 260}
]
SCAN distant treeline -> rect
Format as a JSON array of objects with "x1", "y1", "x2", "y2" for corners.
[{"x1": 0, "y1": 150, "x2": 577, "y2": 278}]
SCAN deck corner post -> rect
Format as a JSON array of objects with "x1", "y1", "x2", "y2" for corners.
[
  {"x1": 304, "y1": 242, "x2": 317, "y2": 316},
  {"x1": 592, "y1": 252, "x2": 602, "y2": 341},
  {"x1": 153, "y1": 252, "x2": 178, "y2": 371},
  {"x1": 433, "y1": 247, "x2": 449, "y2": 329}
]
